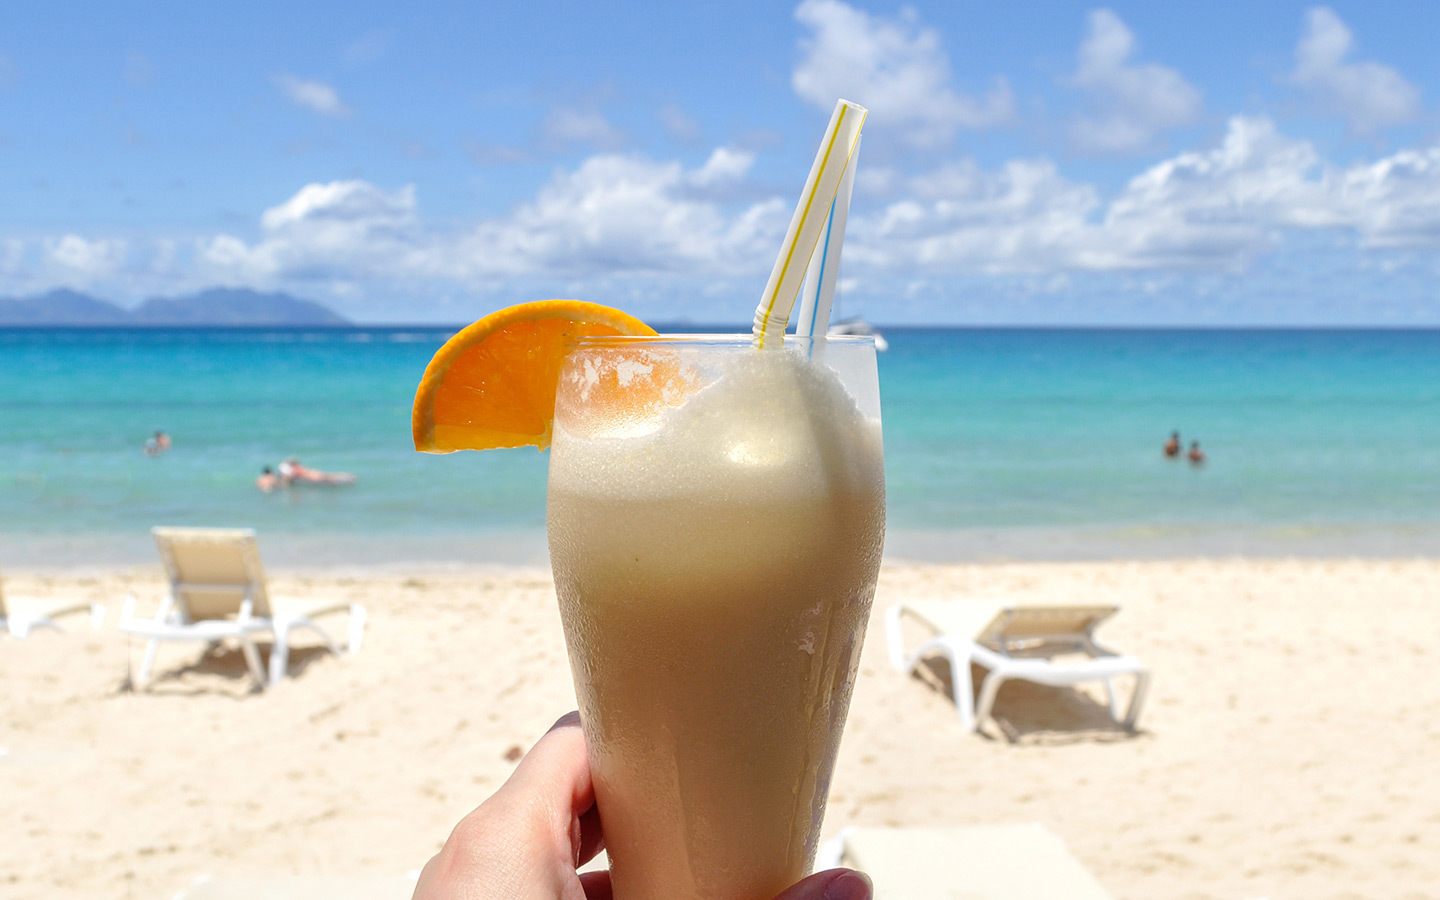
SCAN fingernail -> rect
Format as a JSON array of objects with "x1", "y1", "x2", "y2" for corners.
[
  {"x1": 824, "y1": 870, "x2": 872, "y2": 900},
  {"x1": 549, "y1": 710, "x2": 582, "y2": 732}
]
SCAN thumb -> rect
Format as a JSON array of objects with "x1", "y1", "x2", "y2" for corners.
[{"x1": 772, "y1": 868, "x2": 872, "y2": 900}]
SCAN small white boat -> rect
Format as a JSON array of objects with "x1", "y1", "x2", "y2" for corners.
[{"x1": 828, "y1": 316, "x2": 888, "y2": 352}]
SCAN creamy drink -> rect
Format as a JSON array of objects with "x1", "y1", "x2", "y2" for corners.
[
  {"x1": 411, "y1": 91, "x2": 873, "y2": 900},
  {"x1": 548, "y1": 337, "x2": 885, "y2": 899}
]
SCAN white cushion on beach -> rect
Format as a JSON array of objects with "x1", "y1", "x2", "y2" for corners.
[
  {"x1": 174, "y1": 872, "x2": 417, "y2": 899},
  {"x1": 821, "y1": 823, "x2": 1112, "y2": 899}
]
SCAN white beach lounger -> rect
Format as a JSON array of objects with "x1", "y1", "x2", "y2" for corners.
[
  {"x1": 887, "y1": 599, "x2": 1149, "y2": 732},
  {"x1": 817, "y1": 824, "x2": 1112, "y2": 900},
  {"x1": 0, "y1": 574, "x2": 103, "y2": 638},
  {"x1": 119, "y1": 527, "x2": 366, "y2": 690}
]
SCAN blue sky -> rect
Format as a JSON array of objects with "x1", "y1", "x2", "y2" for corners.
[{"x1": 2, "y1": 1, "x2": 1438, "y2": 324}]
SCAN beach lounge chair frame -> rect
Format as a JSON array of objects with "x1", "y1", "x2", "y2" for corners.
[
  {"x1": 886, "y1": 600, "x2": 1150, "y2": 732},
  {"x1": 120, "y1": 527, "x2": 366, "y2": 690},
  {"x1": 0, "y1": 579, "x2": 104, "y2": 638}
]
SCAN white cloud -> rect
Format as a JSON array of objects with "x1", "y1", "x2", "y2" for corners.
[
  {"x1": 444, "y1": 154, "x2": 784, "y2": 279},
  {"x1": 0, "y1": 235, "x2": 133, "y2": 295},
  {"x1": 273, "y1": 75, "x2": 349, "y2": 117},
  {"x1": 852, "y1": 117, "x2": 1440, "y2": 275},
  {"x1": 1335, "y1": 147, "x2": 1440, "y2": 247},
  {"x1": 1068, "y1": 9, "x2": 1201, "y2": 153},
  {"x1": 540, "y1": 108, "x2": 624, "y2": 150},
  {"x1": 792, "y1": 0, "x2": 1013, "y2": 147},
  {"x1": 0, "y1": 238, "x2": 24, "y2": 275},
  {"x1": 194, "y1": 153, "x2": 786, "y2": 292},
  {"x1": 855, "y1": 166, "x2": 901, "y2": 199},
  {"x1": 1101, "y1": 118, "x2": 1440, "y2": 263},
  {"x1": 200, "y1": 181, "x2": 418, "y2": 283},
  {"x1": 1088, "y1": 117, "x2": 1334, "y2": 269},
  {"x1": 259, "y1": 180, "x2": 416, "y2": 232},
  {"x1": 1292, "y1": 7, "x2": 1419, "y2": 133},
  {"x1": 9, "y1": 125, "x2": 1440, "y2": 315},
  {"x1": 474, "y1": 108, "x2": 627, "y2": 163},
  {"x1": 343, "y1": 32, "x2": 388, "y2": 65},
  {"x1": 47, "y1": 235, "x2": 129, "y2": 278},
  {"x1": 659, "y1": 104, "x2": 701, "y2": 143},
  {"x1": 849, "y1": 158, "x2": 1100, "y2": 274},
  {"x1": 688, "y1": 147, "x2": 755, "y2": 187}
]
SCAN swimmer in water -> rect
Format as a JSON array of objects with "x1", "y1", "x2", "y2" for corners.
[
  {"x1": 1163, "y1": 431, "x2": 1181, "y2": 458},
  {"x1": 1188, "y1": 440, "x2": 1206, "y2": 466},
  {"x1": 256, "y1": 466, "x2": 281, "y2": 493},
  {"x1": 278, "y1": 457, "x2": 356, "y2": 486},
  {"x1": 144, "y1": 430, "x2": 172, "y2": 456}
]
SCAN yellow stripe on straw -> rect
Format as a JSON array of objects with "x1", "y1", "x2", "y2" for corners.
[{"x1": 753, "y1": 98, "x2": 868, "y2": 349}]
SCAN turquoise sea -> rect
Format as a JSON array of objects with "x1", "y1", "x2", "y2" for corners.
[{"x1": 3, "y1": 326, "x2": 1439, "y2": 566}]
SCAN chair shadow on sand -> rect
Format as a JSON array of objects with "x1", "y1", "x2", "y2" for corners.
[
  {"x1": 912, "y1": 656, "x2": 1147, "y2": 745},
  {"x1": 119, "y1": 641, "x2": 333, "y2": 697}
]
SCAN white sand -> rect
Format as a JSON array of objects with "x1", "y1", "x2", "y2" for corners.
[{"x1": 3, "y1": 559, "x2": 1439, "y2": 899}]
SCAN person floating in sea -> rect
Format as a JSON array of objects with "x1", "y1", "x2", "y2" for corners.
[
  {"x1": 1163, "y1": 430, "x2": 1181, "y2": 458},
  {"x1": 256, "y1": 466, "x2": 281, "y2": 493},
  {"x1": 278, "y1": 457, "x2": 356, "y2": 486},
  {"x1": 143, "y1": 430, "x2": 172, "y2": 456},
  {"x1": 1188, "y1": 440, "x2": 1206, "y2": 466}
]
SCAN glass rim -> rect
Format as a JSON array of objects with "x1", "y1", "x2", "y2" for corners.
[{"x1": 570, "y1": 332, "x2": 877, "y2": 348}]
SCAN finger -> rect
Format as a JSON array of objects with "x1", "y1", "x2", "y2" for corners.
[
  {"x1": 579, "y1": 870, "x2": 613, "y2": 900},
  {"x1": 576, "y1": 800, "x2": 605, "y2": 865},
  {"x1": 414, "y1": 714, "x2": 598, "y2": 899},
  {"x1": 771, "y1": 868, "x2": 872, "y2": 900},
  {"x1": 505, "y1": 711, "x2": 589, "y2": 808},
  {"x1": 495, "y1": 711, "x2": 600, "y2": 865}
]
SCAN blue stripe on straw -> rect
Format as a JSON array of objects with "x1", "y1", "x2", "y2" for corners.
[{"x1": 803, "y1": 196, "x2": 838, "y2": 353}]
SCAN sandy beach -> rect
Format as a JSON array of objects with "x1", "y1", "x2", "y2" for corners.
[{"x1": 3, "y1": 558, "x2": 1439, "y2": 899}]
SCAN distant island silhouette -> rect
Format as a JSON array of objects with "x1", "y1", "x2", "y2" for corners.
[{"x1": 0, "y1": 288, "x2": 349, "y2": 326}]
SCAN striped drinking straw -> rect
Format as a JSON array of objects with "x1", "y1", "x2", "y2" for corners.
[
  {"x1": 795, "y1": 135, "x2": 860, "y2": 355},
  {"x1": 752, "y1": 99, "x2": 867, "y2": 349}
]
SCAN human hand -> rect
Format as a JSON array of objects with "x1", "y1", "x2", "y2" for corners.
[{"x1": 414, "y1": 711, "x2": 872, "y2": 900}]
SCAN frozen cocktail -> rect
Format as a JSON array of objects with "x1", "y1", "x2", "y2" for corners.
[
  {"x1": 548, "y1": 335, "x2": 884, "y2": 897},
  {"x1": 411, "y1": 96, "x2": 876, "y2": 898}
]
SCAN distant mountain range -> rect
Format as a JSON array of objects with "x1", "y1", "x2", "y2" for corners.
[{"x1": 0, "y1": 288, "x2": 349, "y2": 326}]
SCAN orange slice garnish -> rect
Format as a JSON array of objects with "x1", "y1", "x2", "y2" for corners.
[{"x1": 412, "y1": 300, "x2": 656, "y2": 452}]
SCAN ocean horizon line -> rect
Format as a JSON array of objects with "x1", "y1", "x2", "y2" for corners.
[{"x1": 5, "y1": 321, "x2": 1440, "y2": 333}]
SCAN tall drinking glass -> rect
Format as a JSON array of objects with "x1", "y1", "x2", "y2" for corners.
[{"x1": 547, "y1": 334, "x2": 885, "y2": 899}]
